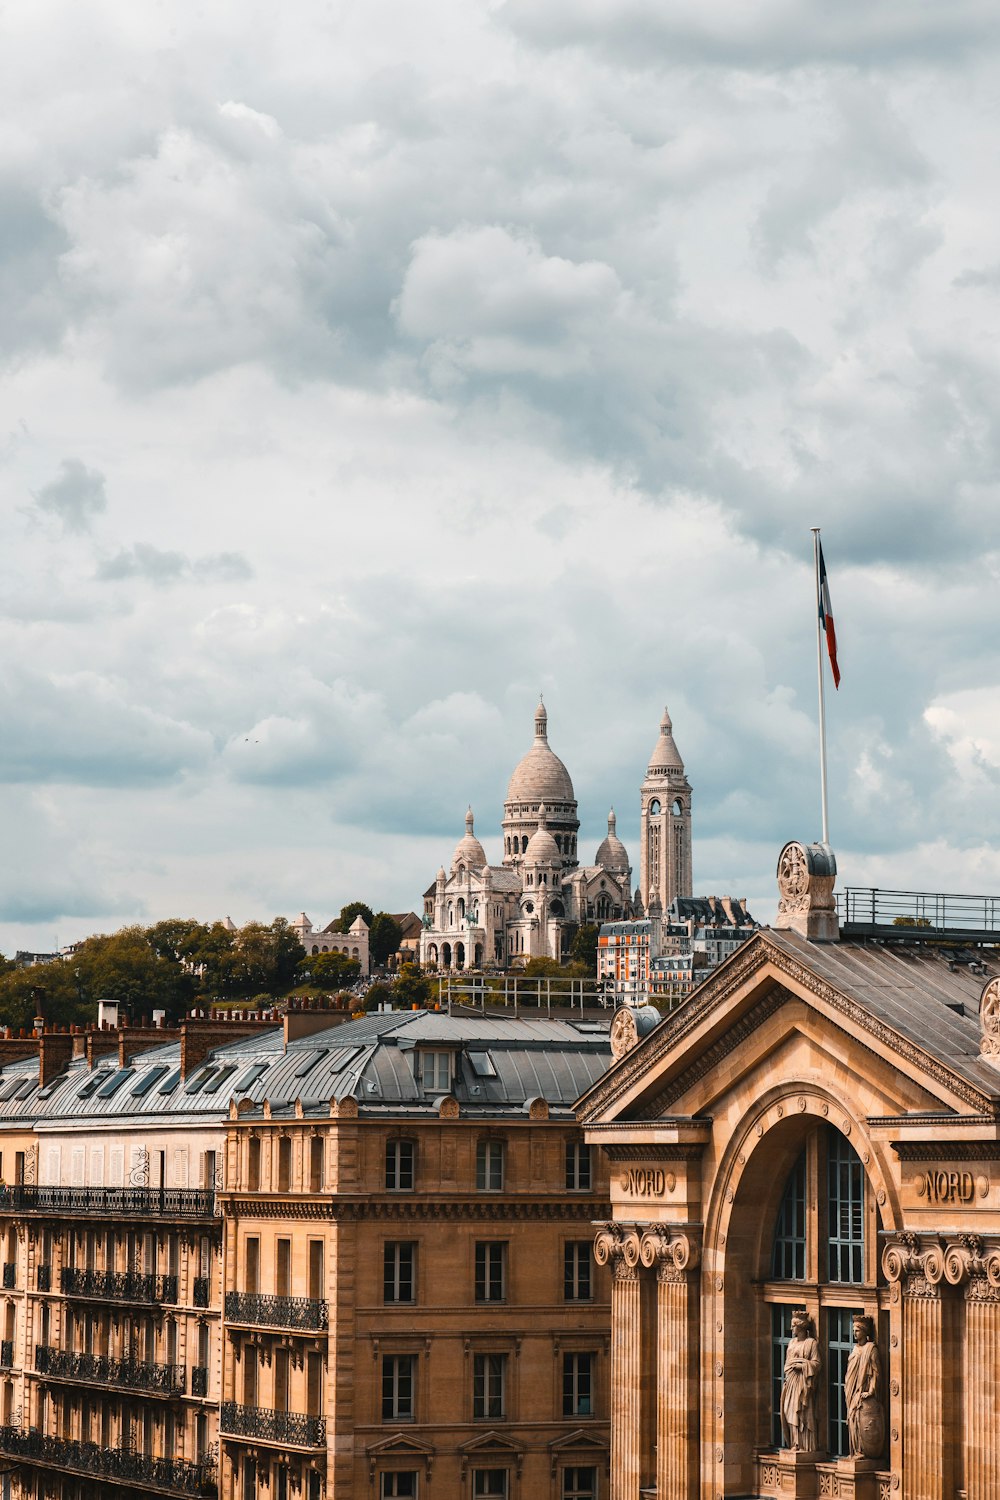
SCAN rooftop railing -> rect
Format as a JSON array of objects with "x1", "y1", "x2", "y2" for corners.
[{"x1": 836, "y1": 887, "x2": 1000, "y2": 942}]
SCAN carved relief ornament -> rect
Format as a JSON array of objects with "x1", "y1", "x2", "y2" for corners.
[
  {"x1": 882, "y1": 1231, "x2": 1000, "y2": 1296},
  {"x1": 980, "y1": 978, "x2": 1000, "y2": 1060},
  {"x1": 638, "y1": 1225, "x2": 701, "y2": 1282},
  {"x1": 593, "y1": 1222, "x2": 640, "y2": 1280}
]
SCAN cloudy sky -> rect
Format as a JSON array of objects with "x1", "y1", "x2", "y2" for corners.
[{"x1": 3, "y1": 0, "x2": 1000, "y2": 954}]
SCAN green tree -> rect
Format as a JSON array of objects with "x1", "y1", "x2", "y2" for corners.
[
  {"x1": 391, "y1": 964, "x2": 431, "y2": 1009},
  {"x1": 0, "y1": 962, "x2": 84, "y2": 1030},
  {"x1": 338, "y1": 901, "x2": 374, "y2": 933},
  {"x1": 301, "y1": 951, "x2": 361, "y2": 988},
  {"x1": 74, "y1": 926, "x2": 194, "y2": 1021},
  {"x1": 570, "y1": 923, "x2": 600, "y2": 972},
  {"x1": 363, "y1": 982, "x2": 394, "y2": 1013},
  {"x1": 370, "y1": 913, "x2": 403, "y2": 966},
  {"x1": 521, "y1": 956, "x2": 565, "y2": 978}
]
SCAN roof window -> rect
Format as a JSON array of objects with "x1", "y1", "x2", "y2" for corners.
[
  {"x1": 96, "y1": 1069, "x2": 134, "y2": 1099},
  {"x1": 130, "y1": 1065, "x2": 170, "y2": 1097}
]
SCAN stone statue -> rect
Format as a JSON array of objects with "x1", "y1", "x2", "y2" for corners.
[
  {"x1": 845, "y1": 1314, "x2": 884, "y2": 1458},
  {"x1": 781, "y1": 1311, "x2": 820, "y2": 1452}
]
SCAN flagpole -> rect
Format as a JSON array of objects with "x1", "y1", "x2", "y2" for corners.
[{"x1": 811, "y1": 527, "x2": 830, "y2": 846}]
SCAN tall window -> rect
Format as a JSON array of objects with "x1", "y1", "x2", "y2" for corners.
[
  {"x1": 767, "y1": 1126, "x2": 877, "y2": 1459},
  {"x1": 475, "y1": 1242, "x2": 507, "y2": 1303},
  {"x1": 385, "y1": 1140, "x2": 415, "y2": 1192},
  {"x1": 562, "y1": 1353, "x2": 594, "y2": 1417},
  {"x1": 473, "y1": 1354, "x2": 507, "y2": 1419},
  {"x1": 564, "y1": 1242, "x2": 592, "y2": 1302},
  {"x1": 382, "y1": 1355, "x2": 415, "y2": 1422},
  {"x1": 565, "y1": 1141, "x2": 591, "y2": 1191},
  {"x1": 476, "y1": 1140, "x2": 505, "y2": 1191},
  {"x1": 384, "y1": 1243, "x2": 415, "y2": 1304},
  {"x1": 563, "y1": 1470, "x2": 598, "y2": 1500},
  {"x1": 473, "y1": 1473, "x2": 508, "y2": 1499}
]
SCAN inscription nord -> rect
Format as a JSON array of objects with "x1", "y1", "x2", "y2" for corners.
[
  {"x1": 915, "y1": 1169, "x2": 976, "y2": 1205},
  {"x1": 620, "y1": 1168, "x2": 667, "y2": 1198}
]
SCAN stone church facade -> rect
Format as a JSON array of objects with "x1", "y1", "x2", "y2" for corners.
[
  {"x1": 577, "y1": 840, "x2": 1000, "y2": 1500},
  {"x1": 419, "y1": 701, "x2": 693, "y2": 970}
]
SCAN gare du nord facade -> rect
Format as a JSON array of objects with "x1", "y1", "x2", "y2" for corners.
[{"x1": 580, "y1": 841, "x2": 1000, "y2": 1500}]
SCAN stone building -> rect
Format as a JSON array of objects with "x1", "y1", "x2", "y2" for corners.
[
  {"x1": 0, "y1": 1006, "x2": 614, "y2": 1500},
  {"x1": 290, "y1": 914, "x2": 371, "y2": 976},
  {"x1": 577, "y1": 839, "x2": 1000, "y2": 1500},
  {"x1": 419, "y1": 702, "x2": 693, "y2": 971}
]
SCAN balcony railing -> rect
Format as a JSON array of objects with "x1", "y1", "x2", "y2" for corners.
[
  {"x1": 0, "y1": 1427, "x2": 216, "y2": 1495},
  {"x1": 225, "y1": 1292, "x2": 328, "y2": 1330},
  {"x1": 60, "y1": 1267, "x2": 178, "y2": 1305},
  {"x1": 220, "y1": 1402, "x2": 325, "y2": 1447},
  {"x1": 0, "y1": 1341, "x2": 12, "y2": 1369},
  {"x1": 2, "y1": 1263, "x2": 15, "y2": 1289},
  {"x1": 191, "y1": 1365, "x2": 208, "y2": 1397},
  {"x1": 0, "y1": 1186, "x2": 215, "y2": 1220},
  {"x1": 36, "y1": 1264, "x2": 51, "y2": 1292},
  {"x1": 35, "y1": 1345, "x2": 186, "y2": 1395},
  {"x1": 193, "y1": 1276, "x2": 210, "y2": 1308}
]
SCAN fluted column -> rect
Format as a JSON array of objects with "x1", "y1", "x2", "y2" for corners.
[
  {"x1": 640, "y1": 1227, "x2": 700, "y2": 1500},
  {"x1": 883, "y1": 1234, "x2": 956, "y2": 1500},
  {"x1": 596, "y1": 1225, "x2": 642, "y2": 1500},
  {"x1": 942, "y1": 1235, "x2": 1000, "y2": 1500}
]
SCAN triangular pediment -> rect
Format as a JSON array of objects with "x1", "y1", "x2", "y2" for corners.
[
  {"x1": 457, "y1": 1430, "x2": 523, "y2": 1457},
  {"x1": 548, "y1": 1427, "x2": 610, "y2": 1456},
  {"x1": 578, "y1": 929, "x2": 1000, "y2": 1127},
  {"x1": 365, "y1": 1432, "x2": 436, "y2": 1460}
]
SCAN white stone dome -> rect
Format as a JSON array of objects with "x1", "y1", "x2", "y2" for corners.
[
  {"x1": 524, "y1": 804, "x2": 561, "y2": 864},
  {"x1": 505, "y1": 700, "x2": 575, "y2": 804},
  {"x1": 595, "y1": 809, "x2": 630, "y2": 875},
  {"x1": 451, "y1": 807, "x2": 487, "y2": 872}
]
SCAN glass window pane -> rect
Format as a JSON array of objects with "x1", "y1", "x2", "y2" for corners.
[{"x1": 771, "y1": 1152, "x2": 806, "y2": 1280}]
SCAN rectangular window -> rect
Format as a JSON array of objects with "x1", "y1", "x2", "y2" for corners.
[
  {"x1": 563, "y1": 1468, "x2": 598, "y2": 1500},
  {"x1": 772, "y1": 1152, "x2": 806, "y2": 1280},
  {"x1": 421, "y1": 1052, "x2": 451, "y2": 1092},
  {"x1": 828, "y1": 1136, "x2": 865, "y2": 1283},
  {"x1": 564, "y1": 1243, "x2": 592, "y2": 1302},
  {"x1": 379, "y1": 1476, "x2": 417, "y2": 1500},
  {"x1": 245, "y1": 1238, "x2": 260, "y2": 1295},
  {"x1": 476, "y1": 1140, "x2": 505, "y2": 1192},
  {"x1": 472, "y1": 1354, "x2": 507, "y2": 1420},
  {"x1": 473, "y1": 1472, "x2": 508, "y2": 1499},
  {"x1": 475, "y1": 1242, "x2": 507, "y2": 1303},
  {"x1": 827, "y1": 1306, "x2": 864, "y2": 1458},
  {"x1": 384, "y1": 1242, "x2": 416, "y2": 1304},
  {"x1": 276, "y1": 1239, "x2": 291, "y2": 1298},
  {"x1": 382, "y1": 1355, "x2": 415, "y2": 1422},
  {"x1": 565, "y1": 1141, "x2": 591, "y2": 1191},
  {"x1": 385, "y1": 1140, "x2": 415, "y2": 1192},
  {"x1": 562, "y1": 1352, "x2": 594, "y2": 1417},
  {"x1": 242, "y1": 1459, "x2": 257, "y2": 1499}
]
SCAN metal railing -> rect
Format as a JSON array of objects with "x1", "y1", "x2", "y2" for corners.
[
  {"x1": 0, "y1": 1186, "x2": 216, "y2": 1219},
  {"x1": 35, "y1": 1345, "x2": 186, "y2": 1395},
  {"x1": 36, "y1": 1264, "x2": 51, "y2": 1292},
  {"x1": 225, "y1": 1292, "x2": 328, "y2": 1330},
  {"x1": 193, "y1": 1276, "x2": 210, "y2": 1308},
  {"x1": 837, "y1": 887, "x2": 1000, "y2": 939},
  {"x1": 435, "y1": 973, "x2": 612, "y2": 1014},
  {"x1": 0, "y1": 1427, "x2": 216, "y2": 1495},
  {"x1": 60, "y1": 1267, "x2": 178, "y2": 1304},
  {"x1": 191, "y1": 1365, "x2": 209, "y2": 1397},
  {"x1": 220, "y1": 1402, "x2": 325, "y2": 1447}
]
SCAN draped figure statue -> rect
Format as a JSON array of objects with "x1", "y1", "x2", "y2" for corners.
[
  {"x1": 845, "y1": 1314, "x2": 885, "y2": 1458},
  {"x1": 780, "y1": 1311, "x2": 821, "y2": 1452}
]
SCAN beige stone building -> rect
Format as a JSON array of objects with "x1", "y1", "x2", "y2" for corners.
[{"x1": 577, "y1": 840, "x2": 1000, "y2": 1500}]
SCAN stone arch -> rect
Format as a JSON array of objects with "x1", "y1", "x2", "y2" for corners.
[{"x1": 702, "y1": 1088, "x2": 898, "y2": 1495}]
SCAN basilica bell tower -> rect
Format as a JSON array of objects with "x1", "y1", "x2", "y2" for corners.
[{"x1": 639, "y1": 706, "x2": 692, "y2": 914}]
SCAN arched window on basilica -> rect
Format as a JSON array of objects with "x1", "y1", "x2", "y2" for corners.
[{"x1": 764, "y1": 1124, "x2": 884, "y2": 1458}]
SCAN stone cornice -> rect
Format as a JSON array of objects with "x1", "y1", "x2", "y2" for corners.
[
  {"x1": 576, "y1": 933, "x2": 996, "y2": 1124},
  {"x1": 600, "y1": 1144, "x2": 706, "y2": 1162},
  {"x1": 224, "y1": 1197, "x2": 611, "y2": 1223},
  {"x1": 891, "y1": 1141, "x2": 1000, "y2": 1161}
]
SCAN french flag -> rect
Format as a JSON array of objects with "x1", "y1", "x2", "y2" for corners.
[{"x1": 818, "y1": 541, "x2": 841, "y2": 689}]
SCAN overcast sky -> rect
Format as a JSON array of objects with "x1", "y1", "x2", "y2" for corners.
[{"x1": 3, "y1": 1, "x2": 1000, "y2": 954}]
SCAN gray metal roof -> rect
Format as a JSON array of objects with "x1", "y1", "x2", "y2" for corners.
[{"x1": 0, "y1": 1010, "x2": 612, "y2": 1126}]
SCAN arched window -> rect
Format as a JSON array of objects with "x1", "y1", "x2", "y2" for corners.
[{"x1": 766, "y1": 1126, "x2": 880, "y2": 1457}]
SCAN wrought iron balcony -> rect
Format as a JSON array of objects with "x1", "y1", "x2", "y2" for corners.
[
  {"x1": 36, "y1": 1264, "x2": 51, "y2": 1292},
  {"x1": 35, "y1": 1345, "x2": 186, "y2": 1395},
  {"x1": 0, "y1": 1186, "x2": 216, "y2": 1220},
  {"x1": 220, "y1": 1401, "x2": 326, "y2": 1447},
  {"x1": 2, "y1": 1263, "x2": 15, "y2": 1289},
  {"x1": 193, "y1": 1276, "x2": 210, "y2": 1308},
  {"x1": 0, "y1": 1426, "x2": 216, "y2": 1495},
  {"x1": 224, "y1": 1292, "x2": 328, "y2": 1330},
  {"x1": 191, "y1": 1365, "x2": 208, "y2": 1397},
  {"x1": 0, "y1": 1341, "x2": 12, "y2": 1369},
  {"x1": 60, "y1": 1267, "x2": 178, "y2": 1304}
]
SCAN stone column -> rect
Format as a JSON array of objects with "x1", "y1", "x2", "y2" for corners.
[
  {"x1": 883, "y1": 1234, "x2": 957, "y2": 1500},
  {"x1": 640, "y1": 1227, "x2": 700, "y2": 1500},
  {"x1": 595, "y1": 1225, "x2": 642, "y2": 1500},
  {"x1": 943, "y1": 1235, "x2": 1000, "y2": 1500}
]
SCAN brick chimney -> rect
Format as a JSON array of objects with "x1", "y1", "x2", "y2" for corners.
[
  {"x1": 180, "y1": 1016, "x2": 276, "y2": 1080},
  {"x1": 39, "y1": 1029, "x2": 73, "y2": 1090}
]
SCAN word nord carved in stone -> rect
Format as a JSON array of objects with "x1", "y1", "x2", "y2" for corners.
[
  {"x1": 620, "y1": 1168, "x2": 669, "y2": 1198},
  {"x1": 915, "y1": 1169, "x2": 976, "y2": 1204}
]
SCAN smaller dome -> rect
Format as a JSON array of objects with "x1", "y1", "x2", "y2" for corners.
[
  {"x1": 595, "y1": 809, "x2": 630, "y2": 875},
  {"x1": 647, "y1": 705, "x2": 684, "y2": 775},
  {"x1": 525, "y1": 803, "x2": 561, "y2": 865},
  {"x1": 451, "y1": 807, "x2": 487, "y2": 873}
]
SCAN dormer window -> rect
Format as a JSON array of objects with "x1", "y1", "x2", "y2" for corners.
[{"x1": 420, "y1": 1052, "x2": 451, "y2": 1093}]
